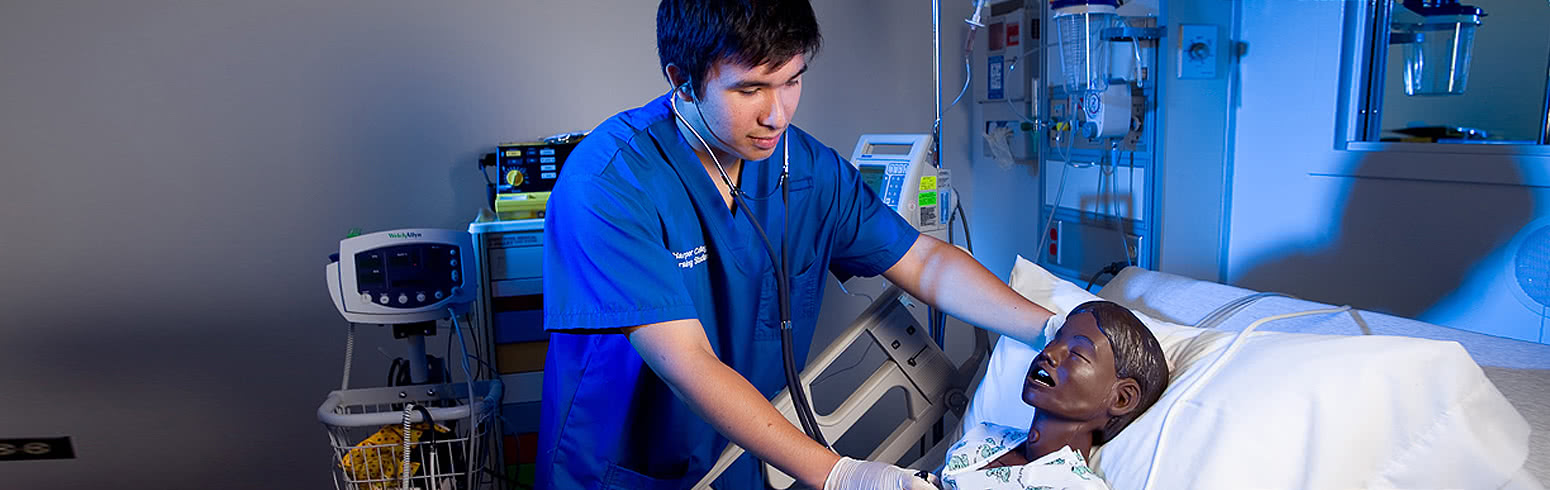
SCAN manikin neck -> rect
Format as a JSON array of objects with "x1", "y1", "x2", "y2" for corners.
[{"x1": 1025, "y1": 411, "x2": 1099, "y2": 461}]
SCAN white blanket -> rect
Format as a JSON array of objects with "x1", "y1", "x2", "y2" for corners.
[{"x1": 960, "y1": 257, "x2": 1534, "y2": 490}]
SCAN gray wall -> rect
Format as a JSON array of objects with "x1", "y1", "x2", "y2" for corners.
[
  {"x1": 1227, "y1": 0, "x2": 1549, "y2": 343},
  {"x1": 0, "y1": 1, "x2": 958, "y2": 488},
  {"x1": 1154, "y1": 0, "x2": 1235, "y2": 283}
]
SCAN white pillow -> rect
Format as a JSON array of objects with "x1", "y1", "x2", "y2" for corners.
[
  {"x1": 962, "y1": 256, "x2": 1531, "y2": 490},
  {"x1": 963, "y1": 256, "x2": 1218, "y2": 431}
]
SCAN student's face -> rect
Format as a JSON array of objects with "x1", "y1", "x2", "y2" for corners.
[
  {"x1": 679, "y1": 54, "x2": 806, "y2": 162},
  {"x1": 1023, "y1": 312, "x2": 1122, "y2": 421}
]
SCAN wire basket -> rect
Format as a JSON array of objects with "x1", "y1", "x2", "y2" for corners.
[{"x1": 318, "y1": 380, "x2": 503, "y2": 490}]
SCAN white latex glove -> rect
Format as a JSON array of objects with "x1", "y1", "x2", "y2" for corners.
[{"x1": 824, "y1": 456, "x2": 940, "y2": 490}]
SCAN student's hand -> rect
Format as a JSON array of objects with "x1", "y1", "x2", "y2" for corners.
[{"x1": 824, "y1": 456, "x2": 940, "y2": 490}]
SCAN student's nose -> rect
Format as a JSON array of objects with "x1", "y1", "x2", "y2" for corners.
[{"x1": 761, "y1": 93, "x2": 790, "y2": 130}]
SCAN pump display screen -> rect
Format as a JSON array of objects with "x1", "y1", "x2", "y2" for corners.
[
  {"x1": 866, "y1": 143, "x2": 913, "y2": 156},
  {"x1": 859, "y1": 164, "x2": 888, "y2": 195}
]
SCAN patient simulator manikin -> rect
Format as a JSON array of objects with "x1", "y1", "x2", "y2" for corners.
[{"x1": 942, "y1": 301, "x2": 1169, "y2": 490}]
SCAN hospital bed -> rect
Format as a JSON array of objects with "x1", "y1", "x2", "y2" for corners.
[
  {"x1": 1075, "y1": 262, "x2": 1549, "y2": 489},
  {"x1": 697, "y1": 257, "x2": 1548, "y2": 489}
]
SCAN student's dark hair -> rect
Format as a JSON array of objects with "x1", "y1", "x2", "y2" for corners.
[
  {"x1": 656, "y1": 0, "x2": 821, "y2": 98},
  {"x1": 1069, "y1": 300, "x2": 1169, "y2": 444}
]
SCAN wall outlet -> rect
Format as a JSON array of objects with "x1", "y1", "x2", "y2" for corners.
[{"x1": 0, "y1": 437, "x2": 75, "y2": 461}]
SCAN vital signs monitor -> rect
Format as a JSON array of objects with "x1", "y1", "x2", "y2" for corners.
[
  {"x1": 326, "y1": 228, "x2": 477, "y2": 325},
  {"x1": 850, "y1": 134, "x2": 947, "y2": 237}
]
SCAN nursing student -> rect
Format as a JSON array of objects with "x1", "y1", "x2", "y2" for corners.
[{"x1": 540, "y1": 1, "x2": 1057, "y2": 488}]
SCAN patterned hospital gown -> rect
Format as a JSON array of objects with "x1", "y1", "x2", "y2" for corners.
[{"x1": 941, "y1": 422, "x2": 1110, "y2": 490}]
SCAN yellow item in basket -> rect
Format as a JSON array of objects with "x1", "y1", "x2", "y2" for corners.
[{"x1": 340, "y1": 422, "x2": 450, "y2": 488}]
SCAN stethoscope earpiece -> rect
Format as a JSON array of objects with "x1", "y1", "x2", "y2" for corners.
[{"x1": 668, "y1": 88, "x2": 788, "y2": 199}]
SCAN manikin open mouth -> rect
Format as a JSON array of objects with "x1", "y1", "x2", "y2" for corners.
[{"x1": 1031, "y1": 366, "x2": 1056, "y2": 387}]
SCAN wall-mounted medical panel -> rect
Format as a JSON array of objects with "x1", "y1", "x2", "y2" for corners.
[{"x1": 1041, "y1": 159, "x2": 1147, "y2": 220}]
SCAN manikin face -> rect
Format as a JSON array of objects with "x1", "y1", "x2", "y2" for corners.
[
  {"x1": 1022, "y1": 312, "x2": 1124, "y2": 422},
  {"x1": 671, "y1": 54, "x2": 806, "y2": 163}
]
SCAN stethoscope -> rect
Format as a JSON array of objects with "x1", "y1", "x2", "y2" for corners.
[{"x1": 668, "y1": 82, "x2": 830, "y2": 449}]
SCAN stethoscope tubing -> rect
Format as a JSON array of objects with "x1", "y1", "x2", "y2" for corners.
[{"x1": 670, "y1": 89, "x2": 829, "y2": 448}]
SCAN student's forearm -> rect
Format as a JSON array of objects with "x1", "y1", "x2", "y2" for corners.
[
  {"x1": 883, "y1": 235, "x2": 1052, "y2": 345},
  {"x1": 625, "y1": 320, "x2": 839, "y2": 488}
]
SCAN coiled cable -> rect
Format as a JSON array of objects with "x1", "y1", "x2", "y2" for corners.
[{"x1": 342, "y1": 323, "x2": 356, "y2": 390}]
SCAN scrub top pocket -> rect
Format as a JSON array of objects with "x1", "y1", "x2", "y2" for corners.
[
  {"x1": 753, "y1": 255, "x2": 825, "y2": 342},
  {"x1": 603, "y1": 460, "x2": 694, "y2": 490}
]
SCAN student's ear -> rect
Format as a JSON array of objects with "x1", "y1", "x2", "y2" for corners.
[
  {"x1": 1109, "y1": 378, "x2": 1141, "y2": 417},
  {"x1": 664, "y1": 64, "x2": 693, "y2": 102}
]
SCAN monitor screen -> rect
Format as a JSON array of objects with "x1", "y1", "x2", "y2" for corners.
[{"x1": 859, "y1": 164, "x2": 887, "y2": 195}]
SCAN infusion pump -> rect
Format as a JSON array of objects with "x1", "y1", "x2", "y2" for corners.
[{"x1": 850, "y1": 134, "x2": 948, "y2": 237}]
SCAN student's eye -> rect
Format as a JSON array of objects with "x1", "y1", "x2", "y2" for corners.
[
  {"x1": 786, "y1": 78, "x2": 801, "y2": 87},
  {"x1": 738, "y1": 88, "x2": 759, "y2": 95}
]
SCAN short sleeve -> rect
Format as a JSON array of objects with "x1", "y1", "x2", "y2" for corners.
[
  {"x1": 542, "y1": 169, "x2": 697, "y2": 331},
  {"x1": 824, "y1": 148, "x2": 921, "y2": 281}
]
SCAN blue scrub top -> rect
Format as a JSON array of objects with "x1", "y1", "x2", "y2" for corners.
[{"x1": 538, "y1": 93, "x2": 919, "y2": 489}]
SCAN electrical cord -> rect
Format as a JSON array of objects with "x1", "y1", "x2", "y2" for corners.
[
  {"x1": 388, "y1": 355, "x2": 448, "y2": 386},
  {"x1": 1034, "y1": 117, "x2": 1085, "y2": 262},
  {"x1": 342, "y1": 323, "x2": 356, "y2": 390},
  {"x1": 1127, "y1": 151, "x2": 1136, "y2": 265},
  {"x1": 949, "y1": 190, "x2": 974, "y2": 255},
  {"x1": 445, "y1": 319, "x2": 455, "y2": 375},
  {"x1": 1106, "y1": 146, "x2": 1132, "y2": 266},
  {"x1": 466, "y1": 312, "x2": 490, "y2": 379},
  {"x1": 947, "y1": 56, "x2": 972, "y2": 111},
  {"x1": 1084, "y1": 260, "x2": 1129, "y2": 291},
  {"x1": 479, "y1": 153, "x2": 498, "y2": 210},
  {"x1": 449, "y1": 308, "x2": 478, "y2": 465},
  {"x1": 401, "y1": 403, "x2": 430, "y2": 490},
  {"x1": 1141, "y1": 306, "x2": 1354, "y2": 490},
  {"x1": 1001, "y1": 45, "x2": 1044, "y2": 125},
  {"x1": 810, "y1": 342, "x2": 876, "y2": 389},
  {"x1": 1194, "y1": 293, "x2": 1292, "y2": 330},
  {"x1": 833, "y1": 279, "x2": 875, "y2": 304},
  {"x1": 466, "y1": 354, "x2": 498, "y2": 376},
  {"x1": 936, "y1": 0, "x2": 985, "y2": 172}
]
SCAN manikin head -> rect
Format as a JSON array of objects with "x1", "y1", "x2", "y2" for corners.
[
  {"x1": 656, "y1": 0, "x2": 821, "y2": 163},
  {"x1": 1023, "y1": 300, "x2": 1169, "y2": 447}
]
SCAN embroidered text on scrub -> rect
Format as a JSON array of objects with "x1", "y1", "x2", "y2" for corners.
[{"x1": 675, "y1": 246, "x2": 709, "y2": 269}]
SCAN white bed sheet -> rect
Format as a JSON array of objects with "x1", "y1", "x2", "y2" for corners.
[
  {"x1": 1099, "y1": 266, "x2": 1550, "y2": 485},
  {"x1": 953, "y1": 257, "x2": 1539, "y2": 490}
]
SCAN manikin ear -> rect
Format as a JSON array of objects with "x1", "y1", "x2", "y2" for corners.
[
  {"x1": 1108, "y1": 377, "x2": 1142, "y2": 418},
  {"x1": 664, "y1": 64, "x2": 694, "y2": 102}
]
